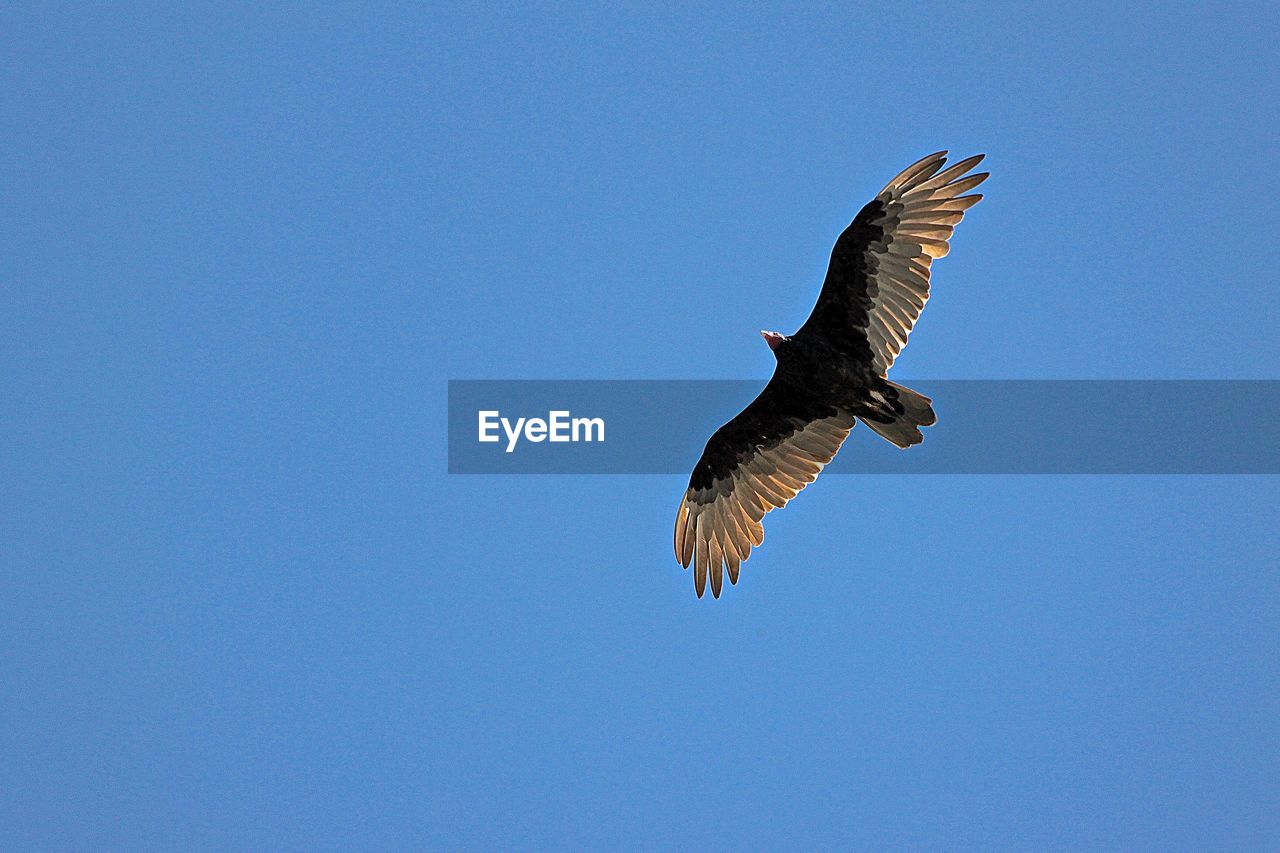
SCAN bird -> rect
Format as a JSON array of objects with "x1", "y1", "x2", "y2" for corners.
[{"x1": 674, "y1": 150, "x2": 987, "y2": 598}]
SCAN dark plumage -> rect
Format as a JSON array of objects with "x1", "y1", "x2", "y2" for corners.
[{"x1": 675, "y1": 151, "x2": 987, "y2": 598}]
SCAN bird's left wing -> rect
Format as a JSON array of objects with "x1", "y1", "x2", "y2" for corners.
[
  {"x1": 675, "y1": 378, "x2": 857, "y2": 598},
  {"x1": 796, "y1": 151, "x2": 987, "y2": 373}
]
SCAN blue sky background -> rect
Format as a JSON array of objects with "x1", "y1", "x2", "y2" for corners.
[{"x1": 3, "y1": 2, "x2": 1278, "y2": 849}]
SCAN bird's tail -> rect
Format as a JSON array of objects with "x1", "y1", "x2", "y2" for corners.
[{"x1": 862, "y1": 381, "x2": 937, "y2": 448}]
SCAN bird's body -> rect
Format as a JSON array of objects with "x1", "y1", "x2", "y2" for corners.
[{"x1": 675, "y1": 151, "x2": 987, "y2": 598}]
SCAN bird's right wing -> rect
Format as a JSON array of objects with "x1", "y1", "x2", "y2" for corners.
[
  {"x1": 675, "y1": 378, "x2": 857, "y2": 598},
  {"x1": 797, "y1": 151, "x2": 987, "y2": 373}
]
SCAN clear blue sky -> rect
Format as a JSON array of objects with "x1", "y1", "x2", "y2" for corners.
[{"x1": 3, "y1": 2, "x2": 1278, "y2": 849}]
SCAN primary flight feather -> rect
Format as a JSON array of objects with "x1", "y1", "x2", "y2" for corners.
[{"x1": 675, "y1": 151, "x2": 987, "y2": 598}]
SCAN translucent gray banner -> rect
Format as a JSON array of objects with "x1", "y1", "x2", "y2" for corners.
[{"x1": 447, "y1": 380, "x2": 1280, "y2": 474}]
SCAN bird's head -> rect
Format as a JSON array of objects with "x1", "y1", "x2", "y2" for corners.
[{"x1": 760, "y1": 330, "x2": 788, "y2": 353}]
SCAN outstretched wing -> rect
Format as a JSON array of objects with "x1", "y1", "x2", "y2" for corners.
[
  {"x1": 796, "y1": 151, "x2": 987, "y2": 374},
  {"x1": 674, "y1": 377, "x2": 857, "y2": 598}
]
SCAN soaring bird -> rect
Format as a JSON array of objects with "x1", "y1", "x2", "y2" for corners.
[{"x1": 674, "y1": 151, "x2": 986, "y2": 598}]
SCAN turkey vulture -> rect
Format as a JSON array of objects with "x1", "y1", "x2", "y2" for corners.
[{"x1": 674, "y1": 151, "x2": 986, "y2": 598}]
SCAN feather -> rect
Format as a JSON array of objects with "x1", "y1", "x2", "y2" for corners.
[
  {"x1": 916, "y1": 236, "x2": 951, "y2": 258},
  {"x1": 903, "y1": 225, "x2": 954, "y2": 241},
  {"x1": 674, "y1": 503, "x2": 689, "y2": 562},
  {"x1": 879, "y1": 150, "x2": 947, "y2": 194},
  {"x1": 899, "y1": 211, "x2": 964, "y2": 226},
  {"x1": 939, "y1": 173, "x2": 989, "y2": 196},
  {"x1": 912, "y1": 154, "x2": 985, "y2": 193},
  {"x1": 708, "y1": 535, "x2": 724, "y2": 599}
]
